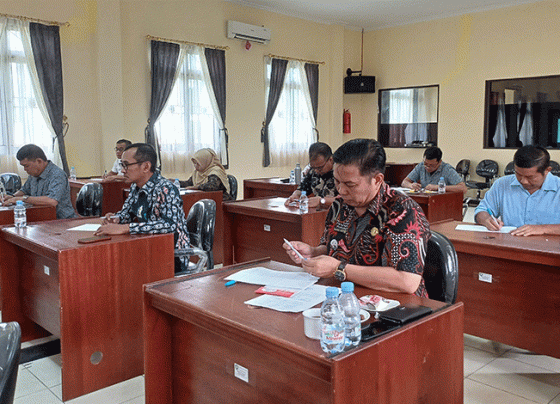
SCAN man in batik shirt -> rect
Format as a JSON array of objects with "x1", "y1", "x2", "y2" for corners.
[
  {"x1": 95, "y1": 143, "x2": 190, "y2": 273},
  {"x1": 283, "y1": 138, "x2": 430, "y2": 297},
  {"x1": 285, "y1": 142, "x2": 338, "y2": 209}
]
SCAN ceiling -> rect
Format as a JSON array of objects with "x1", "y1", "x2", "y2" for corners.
[{"x1": 228, "y1": 0, "x2": 545, "y2": 31}]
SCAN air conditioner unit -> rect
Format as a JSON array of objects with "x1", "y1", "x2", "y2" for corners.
[{"x1": 227, "y1": 21, "x2": 271, "y2": 44}]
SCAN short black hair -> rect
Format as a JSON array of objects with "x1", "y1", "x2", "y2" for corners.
[
  {"x1": 423, "y1": 146, "x2": 442, "y2": 161},
  {"x1": 16, "y1": 144, "x2": 48, "y2": 162},
  {"x1": 308, "y1": 142, "x2": 332, "y2": 161},
  {"x1": 125, "y1": 143, "x2": 157, "y2": 173},
  {"x1": 514, "y1": 145, "x2": 550, "y2": 174},
  {"x1": 333, "y1": 139, "x2": 386, "y2": 176},
  {"x1": 116, "y1": 139, "x2": 132, "y2": 147}
]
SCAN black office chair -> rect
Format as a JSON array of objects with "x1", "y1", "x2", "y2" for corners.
[
  {"x1": 504, "y1": 161, "x2": 515, "y2": 176},
  {"x1": 550, "y1": 160, "x2": 560, "y2": 177},
  {"x1": 423, "y1": 232, "x2": 458, "y2": 304},
  {"x1": 0, "y1": 322, "x2": 21, "y2": 404},
  {"x1": 175, "y1": 199, "x2": 217, "y2": 276},
  {"x1": 227, "y1": 174, "x2": 238, "y2": 201},
  {"x1": 455, "y1": 159, "x2": 470, "y2": 183},
  {"x1": 76, "y1": 183, "x2": 103, "y2": 216},
  {"x1": 0, "y1": 173, "x2": 22, "y2": 195},
  {"x1": 465, "y1": 160, "x2": 499, "y2": 207}
]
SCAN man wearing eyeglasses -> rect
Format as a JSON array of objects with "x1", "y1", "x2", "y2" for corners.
[
  {"x1": 285, "y1": 142, "x2": 338, "y2": 209},
  {"x1": 401, "y1": 146, "x2": 467, "y2": 193},
  {"x1": 102, "y1": 139, "x2": 132, "y2": 181},
  {"x1": 95, "y1": 143, "x2": 190, "y2": 272}
]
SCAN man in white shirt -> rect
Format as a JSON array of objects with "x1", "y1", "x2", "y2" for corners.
[{"x1": 103, "y1": 139, "x2": 131, "y2": 181}]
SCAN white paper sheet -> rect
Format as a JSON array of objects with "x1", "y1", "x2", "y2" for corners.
[
  {"x1": 67, "y1": 223, "x2": 101, "y2": 231},
  {"x1": 225, "y1": 267, "x2": 318, "y2": 290},
  {"x1": 244, "y1": 284, "x2": 328, "y2": 312},
  {"x1": 455, "y1": 224, "x2": 517, "y2": 233}
]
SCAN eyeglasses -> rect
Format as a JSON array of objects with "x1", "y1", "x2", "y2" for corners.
[
  {"x1": 115, "y1": 147, "x2": 126, "y2": 152},
  {"x1": 121, "y1": 161, "x2": 143, "y2": 170}
]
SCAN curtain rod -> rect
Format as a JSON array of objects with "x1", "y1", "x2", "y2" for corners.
[
  {"x1": 0, "y1": 13, "x2": 69, "y2": 27},
  {"x1": 266, "y1": 54, "x2": 324, "y2": 65},
  {"x1": 146, "y1": 35, "x2": 229, "y2": 51}
]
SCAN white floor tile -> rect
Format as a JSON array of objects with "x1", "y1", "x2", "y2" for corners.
[
  {"x1": 65, "y1": 376, "x2": 144, "y2": 404},
  {"x1": 122, "y1": 395, "x2": 146, "y2": 404},
  {"x1": 464, "y1": 345, "x2": 500, "y2": 377},
  {"x1": 467, "y1": 357, "x2": 560, "y2": 404},
  {"x1": 14, "y1": 388, "x2": 62, "y2": 404},
  {"x1": 464, "y1": 334, "x2": 514, "y2": 355},
  {"x1": 14, "y1": 366, "x2": 49, "y2": 399},
  {"x1": 548, "y1": 392, "x2": 560, "y2": 403},
  {"x1": 20, "y1": 334, "x2": 59, "y2": 350},
  {"x1": 463, "y1": 206, "x2": 476, "y2": 223},
  {"x1": 504, "y1": 348, "x2": 560, "y2": 374},
  {"x1": 50, "y1": 384, "x2": 62, "y2": 401},
  {"x1": 464, "y1": 378, "x2": 539, "y2": 404},
  {"x1": 25, "y1": 354, "x2": 62, "y2": 388}
]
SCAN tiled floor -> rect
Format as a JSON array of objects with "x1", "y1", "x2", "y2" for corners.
[{"x1": 10, "y1": 333, "x2": 560, "y2": 404}]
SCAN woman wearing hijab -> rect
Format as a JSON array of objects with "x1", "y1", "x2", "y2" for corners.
[{"x1": 179, "y1": 148, "x2": 232, "y2": 200}]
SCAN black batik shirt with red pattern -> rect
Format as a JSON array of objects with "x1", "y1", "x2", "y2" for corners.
[{"x1": 320, "y1": 182, "x2": 430, "y2": 297}]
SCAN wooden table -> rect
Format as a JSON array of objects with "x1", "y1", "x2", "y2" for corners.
[
  {"x1": 431, "y1": 220, "x2": 560, "y2": 358},
  {"x1": 222, "y1": 197, "x2": 328, "y2": 265},
  {"x1": 69, "y1": 178, "x2": 129, "y2": 215},
  {"x1": 0, "y1": 204, "x2": 56, "y2": 225},
  {"x1": 123, "y1": 188, "x2": 224, "y2": 265},
  {"x1": 0, "y1": 218, "x2": 174, "y2": 401},
  {"x1": 384, "y1": 162, "x2": 416, "y2": 186},
  {"x1": 243, "y1": 177, "x2": 298, "y2": 199},
  {"x1": 405, "y1": 190, "x2": 463, "y2": 223},
  {"x1": 143, "y1": 259, "x2": 464, "y2": 404}
]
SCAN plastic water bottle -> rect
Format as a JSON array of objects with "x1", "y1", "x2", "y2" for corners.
[
  {"x1": 299, "y1": 191, "x2": 309, "y2": 214},
  {"x1": 289, "y1": 170, "x2": 295, "y2": 184},
  {"x1": 69, "y1": 166, "x2": 77, "y2": 180},
  {"x1": 294, "y1": 163, "x2": 302, "y2": 185},
  {"x1": 339, "y1": 282, "x2": 361, "y2": 349},
  {"x1": 14, "y1": 200, "x2": 27, "y2": 228},
  {"x1": 320, "y1": 287, "x2": 345, "y2": 354},
  {"x1": 438, "y1": 176, "x2": 446, "y2": 194},
  {"x1": 0, "y1": 180, "x2": 5, "y2": 204},
  {"x1": 174, "y1": 178, "x2": 181, "y2": 191}
]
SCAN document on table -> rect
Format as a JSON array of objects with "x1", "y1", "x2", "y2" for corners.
[
  {"x1": 245, "y1": 284, "x2": 328, "y2": 312},
  {"x1": 225, "y1": 267, "x2": 318, "y2": 290},
  {"x1": 455, "y1": 224, "x2": 517, "y2": 233},
  {"x1": 68, "y1": 223, "x2": 101, "y2": 231}
]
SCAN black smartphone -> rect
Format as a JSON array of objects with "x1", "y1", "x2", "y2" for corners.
[{"x1": 361, "y1": 321, "x2": 399, "y2": 342}]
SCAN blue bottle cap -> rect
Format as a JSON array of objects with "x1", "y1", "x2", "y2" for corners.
[
  {"x1": 16, "y1": 200, "x2": 24, "y2": 206},
  {"x1": 326, "y1": 287, "x2": 339, "y2": 298},
  {"x1": 341, "y1": 281, "x2": 354, "y2": 293}
]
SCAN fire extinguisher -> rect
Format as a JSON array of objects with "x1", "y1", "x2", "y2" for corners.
[{"x1": 343, "y1": 109, "x2": 351, "y2": 134}]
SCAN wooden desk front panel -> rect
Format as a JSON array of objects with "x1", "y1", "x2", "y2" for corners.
[
  {"x1": 243, "y1": 178, "x2": 297, "y2": 199},
  {"x1": 385, "y1": 163, "x2": 415, "y2": 186},
  {"x1": 409, "y1": 191, "x2": 463, "y2": 223},
  {"x1": 143, "y1": 261, "x2": 464, "y2": 404},
  {"x1": 70, "y1": 178, "x2": 128, "y2": 215},
  {"x1": 0, "y1": 205, "x2": 56, "y2": 225}
]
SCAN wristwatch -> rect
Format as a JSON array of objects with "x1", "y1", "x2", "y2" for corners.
[
  {"x1": 320, "y1": 198, "x2": 326, "y2": 207},
  {"x1": 23, "y1": 195, "x2": 29, "y2": 201},
  {"x1": 334, "y1": 261, "x2": 347, "y2": 281}
]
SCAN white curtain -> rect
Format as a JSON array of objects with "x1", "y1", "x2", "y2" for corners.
[
  {"x1": 267, "y1": 59, "x2": 314, "y2": 167},
  {"x1": 493, "y1": 97, "x2": 507, "y2": 148},
  {"x1": 0, "y1": 17, "x2": 60, "y2": 175},
  {"x1": 518, "y1": 101, "x2": 533, "y2": 146},
  {"x1": 155, "y1": 44, "x2": 222, "y2": 175}
]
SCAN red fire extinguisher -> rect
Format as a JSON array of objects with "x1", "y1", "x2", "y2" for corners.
[{"x1": 343, "y1": 109, "x2": 351, "y2": 134}]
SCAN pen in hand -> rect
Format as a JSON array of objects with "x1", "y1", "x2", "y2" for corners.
[
  {"x1": 486, "y1": 208, "x2": 501, "y2": 229},
  {"x1": 283, "y1": 238, "x2": 307, "y2": 261}
]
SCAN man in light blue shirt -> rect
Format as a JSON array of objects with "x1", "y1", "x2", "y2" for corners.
[
  {"x1": 401, "y1": 147, "x2": 467, "y2": 193},
  {"x1": 475, "y1": 145, "x2": 560, "y2": 236}
]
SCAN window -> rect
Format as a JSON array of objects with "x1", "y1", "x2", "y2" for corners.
[
  {"x1": 0, "y1": 18, "x2": 56, "y2": 172},
  {"x1": 378, "y1": 85, "x2": 439, "y2": 148},
  {"x1": 155, "y1": 45, "x2": 222, "y2": 171},
  {"x1": 266, "y1": 59, "x2": 315, "y2": 166}
]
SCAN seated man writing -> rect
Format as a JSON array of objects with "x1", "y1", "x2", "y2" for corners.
[
  {"x1": 285, "y1": 142, "x2": 339, "y2": 209},
  {"x1": 1, "y1": 144, "x2": 76, "y2": 219},
  {"x1": 95, "y1": 143, "x2": 190, "y2": 272},
  {"x1": 401, "y1": 146, "x2": 467, "y2": 193},
  {"x1": 475, "y1": 145, "x2": 560, "y2": 236},
  {"x1": 283, "y1": 138, "x2": 430, "y2": 296}
]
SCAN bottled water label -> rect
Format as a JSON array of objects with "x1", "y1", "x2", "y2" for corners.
[
  {"x1": 321, "y1": 323, "x2": 345, "y2": 354},
  {"x1": 14, "y1": 202, "x2": 27, "y2": 228}
]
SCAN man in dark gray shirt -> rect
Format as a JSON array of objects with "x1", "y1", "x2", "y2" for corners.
[{"x1": 1, "y1": 144, "x2": 76, "y2": 219}]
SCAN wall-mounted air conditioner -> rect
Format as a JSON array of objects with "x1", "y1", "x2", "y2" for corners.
[{"x1": 227, "y1": 21, "x2": 271, "y2": 44}]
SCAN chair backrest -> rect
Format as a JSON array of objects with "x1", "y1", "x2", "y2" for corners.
[
  {"x1": 76, "y1": 183, "x2": 103, "y2": 216},
  {"x1": 0, "y1": 322, "x2": 21, "y2": 404},
  {"x1": 186, "y1": 199, "x2": 217, "y2": 268},
  {"x1": 455, "y1": 159, "x2": 470, "y2": 181},
  {"x1": 475, "y1": 160, "x2": 499, "y2": 183},
  {"x1": 504, "y1": 161, "x2": 515, "y2": 176},
  {"x1": 227, "y1": 174, "x2": 238, "y2": 200},
  {"x1": 0, "y1": 173, "x2": 22, "y2": 195},
  {"x1": 550, "y1": 160, "x2": 560, "y2": 177},
  {"x1": 423, "y1": 231, "x2": 458, "y2": 304}
]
